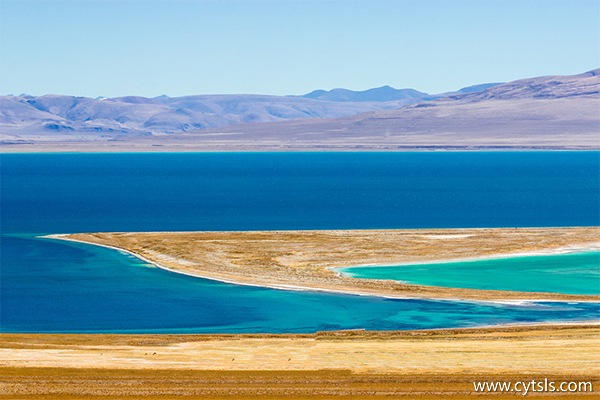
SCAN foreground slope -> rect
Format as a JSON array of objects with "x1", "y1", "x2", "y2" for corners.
[{"x1": 1, "y1": 326, "x2": 598, "y2": 399}]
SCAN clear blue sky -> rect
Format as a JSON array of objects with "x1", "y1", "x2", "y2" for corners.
[{"x1": 1, "y1": 0, "x2": 598, "y2": 97}]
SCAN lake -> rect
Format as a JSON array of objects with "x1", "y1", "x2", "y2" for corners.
[{"x1": 1, "y1": 152, "x2": 599, "y2": 332}]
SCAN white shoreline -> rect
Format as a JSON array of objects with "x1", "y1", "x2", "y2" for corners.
[{"x1": 42, "y1": 233, "x2": 600, "y2": 306}]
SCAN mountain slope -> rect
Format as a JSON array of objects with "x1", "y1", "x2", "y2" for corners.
[
  {"x1": 0, "y1": 93, "x2": 424, "y2": 137},
  {"x1": 0, "y1": 82, "x2": 499, "y2": 138},
  {"x1": 1, "y1": 70, "x2": 598, "y2": 151},
  {"x1": 178, "y1": 69, "x2": 599, "y2": 150},
  {"x1": 449, "y1": 69, "x2": 599, "y2": 101}
]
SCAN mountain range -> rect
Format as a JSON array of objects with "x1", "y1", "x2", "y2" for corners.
[
  {"x1": 0, "y1": 83, "x2": 501, "y2": 137},
  {"x1": 301, "y1": 86, "x2": 432, "y2": 102},
  {"x1": 1, "y1": 70, "x2": 598, "y2": 151}
]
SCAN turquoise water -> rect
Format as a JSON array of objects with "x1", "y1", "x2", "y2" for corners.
[
  {"x1": 1, "y1": 152, "x2": 599, "y2": 332},
  {"x1": 6, "y1": 234, "x2": 599, "y2": 333},
  {"x1": 340, "y1": 252, "x2": 600, "y2": 295}
]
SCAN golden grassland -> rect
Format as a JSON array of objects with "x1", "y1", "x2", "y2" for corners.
[
  {"x1": 55, "y1": 226, "x2": 600, "y2": 301},
  {"x1": 1, "y1": 325, "x2": 599, "y2": 399},
  {"x1": 2, "y1": 325, "x2": 599, "y2": 373}
]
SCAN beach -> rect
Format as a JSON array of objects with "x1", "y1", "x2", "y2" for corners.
[
  {"x1": 1, "y1": 325, "x2": 598, "y2": 399},
  {"x1": 50, "y1": 227, "x2": 600, "y2": 302}
]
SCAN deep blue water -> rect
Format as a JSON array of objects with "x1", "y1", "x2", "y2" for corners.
[
  {"x1": 1, "y1": 152, "x2": 599, "y2": 333},
  {"x1": 2, "y1": 152, "x2": 599, "y2": 232}
]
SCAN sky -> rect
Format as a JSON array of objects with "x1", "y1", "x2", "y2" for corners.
[{"x1": 1, "y1": 0, "x2": 599, "y2": 97}]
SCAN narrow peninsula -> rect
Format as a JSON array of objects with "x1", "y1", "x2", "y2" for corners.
[{"x1": 49, "y1": 227, "x2": 600, "y2": 302}]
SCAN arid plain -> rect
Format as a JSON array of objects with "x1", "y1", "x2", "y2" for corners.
[{"x1": 1, "y1": 325, "x2": 599, "y2": 399}]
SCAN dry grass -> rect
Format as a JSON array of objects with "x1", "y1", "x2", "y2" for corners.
[
  {"x1": 2, "y1": 326, "x2": 599, "y2": 373},
  {"x1": 2, "y1": 368, "x2": 598, "y2": 399},
  {"x1": 1, "y1": 326, "x2": 599, "y2": 399}
]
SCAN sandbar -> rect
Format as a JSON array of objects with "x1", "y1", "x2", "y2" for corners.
[{"x1": 48, "y1": 227, "x2": 600, "y2": 302}]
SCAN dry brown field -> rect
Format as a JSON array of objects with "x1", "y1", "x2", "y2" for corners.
[{"x1": 1, "y1": 325, "x2": 599, "y2": 399}]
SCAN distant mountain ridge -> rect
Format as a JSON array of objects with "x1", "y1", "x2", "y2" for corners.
[
  {"x1": 300, "y1": 83, "x2": 506, "y2": 102},
  {"x1": 0, "y1": 82, "x2": 498, "y2": 136},
  {"x1": 182, "y1": 68, "x2": 599, "y2": 150},
  {"x1": 1, "y1": 69, "x2": 598, "y2": 151},
  {"x1": 301, "y1": 86, "x2": 432, "y2": 102},
  {"x1": 0, "y1": 93, "x2": 404, "y2": 136}
]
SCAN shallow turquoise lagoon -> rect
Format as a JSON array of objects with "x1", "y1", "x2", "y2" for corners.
[{"x1": 340, "y1": 252, "x2": 600, "y2": 295}]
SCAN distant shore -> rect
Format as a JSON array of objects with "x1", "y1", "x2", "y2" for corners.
[
  {"x1": 2, "y1": 143, "x2": 599, "y2": 153},
  {"x1": 47, "y1": 227, "x2": 600, "y2": 302}
]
